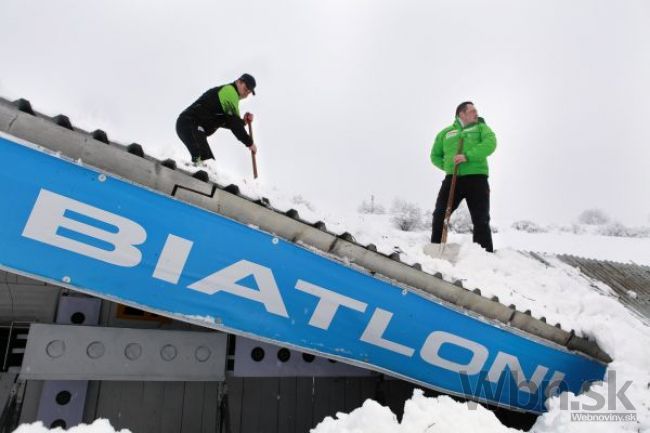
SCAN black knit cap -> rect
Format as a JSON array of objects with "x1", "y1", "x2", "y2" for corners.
[{"x1": 239, "y1": 73, "x2": 256, "y2": 95}]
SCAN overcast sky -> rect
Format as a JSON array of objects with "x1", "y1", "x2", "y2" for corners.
[{"x1": 2, "y1": 0, "x2": 649, "y2": 225}]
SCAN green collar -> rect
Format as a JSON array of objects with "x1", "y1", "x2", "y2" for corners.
[{"x1": 454, "y1": 116, "x2": 485, "y2": 129}]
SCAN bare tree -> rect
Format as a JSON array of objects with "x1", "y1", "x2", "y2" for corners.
[
  {"x1": 511, "y1": 220, "x2": 548, "y2": 233},
  {"x1": 577, "y1": 209, "x2": 610, "y2": 225},
  {"x1": 598, "y1": 222, "x2": 650, "y2": 238},
  {"x1": 390, "y1": 199, "x2": 422, "y2": 231},
  {"x1": 358, "y1": 195, "x2": 386, "y2": 214},
  {"x1": 449, "y1": 202, "x2": 473, "y2": 234}
]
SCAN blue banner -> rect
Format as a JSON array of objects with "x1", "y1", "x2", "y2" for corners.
[{"x1": 0, "y1": 133, "x2": 605, "y2": 413}]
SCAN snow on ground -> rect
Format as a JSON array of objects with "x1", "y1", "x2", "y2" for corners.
[
  {"x1": 12, "y1": 160, "x2": 649, "y2": 432},
  {"x1": 312, "y1": 391, "x2": 522, "y2": 433},
  {"x1": 497, "y1": 230, "x2": 650, "y2": 265},
  {"x1": 12, "y1": 419, "x2": 130, "y2": 433}
]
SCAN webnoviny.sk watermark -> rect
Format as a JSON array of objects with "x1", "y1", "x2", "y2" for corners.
[{"x1": 458, "y1": 370, "x2": 637, "y2": 421}]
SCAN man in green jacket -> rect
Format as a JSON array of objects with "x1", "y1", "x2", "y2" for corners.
[
  {"x1": 430, "y1": 101, "x2": 496, "y2": 252},
  {"x1": 176, "y1": 73, "x2": 257, "y2": 165}
]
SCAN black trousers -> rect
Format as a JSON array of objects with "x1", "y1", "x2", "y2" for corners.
[
  {"x1": 431, "y1": 174, "x2": 494, "y2": 252},
  {"x1": 176, "y1": 114, "x2": 214, "y2": 161}
]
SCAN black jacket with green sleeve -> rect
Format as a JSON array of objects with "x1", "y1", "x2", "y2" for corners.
[{"x1": 181, "y1": 83, "x2": 253, "y2": 146}]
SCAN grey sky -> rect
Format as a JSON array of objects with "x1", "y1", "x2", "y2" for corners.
[{"x1": 2, "y1": 0, "x2": 649, "y2": 225}]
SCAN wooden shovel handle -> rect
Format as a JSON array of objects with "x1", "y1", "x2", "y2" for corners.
[
  {"x1": 247, "y1": 121, "x2": 258, "y2": 179},
  {"x1": 440, "y1": 137, "x2": 464, "y2": 244}
]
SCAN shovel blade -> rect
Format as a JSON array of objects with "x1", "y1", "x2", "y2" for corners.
[{"x1": 423, "y1": 242, "x2": 461, "y2": 261}]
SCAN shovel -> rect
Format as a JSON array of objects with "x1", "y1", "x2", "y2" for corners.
[
  {"x1": 247, "y1": 120, "x2": 258, "y2": 179},
  {"x1": 424, "y1": 136, "x2": 464, "y2": 261},
  {"x1": 440, "y1": 137, "x2": 464, "y2": 251}
]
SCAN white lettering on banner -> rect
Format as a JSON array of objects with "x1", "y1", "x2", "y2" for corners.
[
  {"x1": 295, "y1": 280, "x2": 367, "y2": 330},
  {"x1": 487, "y1": 352, "x2": 549, "y2": 393},
  {"x1": 420, "y1": 331, "x2": 488, "y2": 374},
  {"x1": 19, "y1": 188, "x2": 570, "y2": 400},
  {"x1": 153, "y1": 234, "x2": 193, "y2": 284},
  {"x1": 544, "y1": 371, "x2": 566, "y2": 398},
  {"x1": 360, "y1": 308, "x2": 415, "y2": 357},
  {"x1": 188, "y1": 260, "x2": 289, "y2": 318},
  {"x1": 22, "y1": 189, "x2": 146, "y2": 266}
]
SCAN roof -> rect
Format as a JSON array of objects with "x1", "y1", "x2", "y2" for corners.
[
  {"x1": 0, "y1": 96, "x2": 612, "y2": 364},
  {"x1": 558, "y1": 254, "x2": 650, "y2": 323}
]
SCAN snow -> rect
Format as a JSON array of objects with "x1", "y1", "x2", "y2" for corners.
[
  {"x1": 495, "y1": 230, "x2": 650, "y2": 265},
  {"x1": 12, "y1": 419, "x2": 130, "y2": 433},
  {"x1": 11, "y1": 161, "x2": 650, "y2": 433},
  {"x1": 313, "y1": 391, "x2": 522, "y2": 433}
]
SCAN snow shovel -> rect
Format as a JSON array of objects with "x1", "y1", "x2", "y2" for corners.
[
  {"x1": 247, "y1": 120, "x2": 258, "y2": 179},
  {"x1": 423, "y1": 137, "x2": 464, "y2": 261}
]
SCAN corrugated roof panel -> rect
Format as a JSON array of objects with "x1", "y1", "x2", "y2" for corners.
[{"x1": 558, "y1": 255, "x2": 650, "y2": 322}]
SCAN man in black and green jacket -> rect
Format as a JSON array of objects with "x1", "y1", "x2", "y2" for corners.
[
  {"x1": 430, "y1": 101, "x2": 496, "y2": 252},
  {"x1": 176, "y1": 73, "x2": 257, "y2": 164}
]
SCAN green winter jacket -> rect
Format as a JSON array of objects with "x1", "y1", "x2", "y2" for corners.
[{"x1": 430, "y1": 117, "x2": 496, "y2": 176}]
